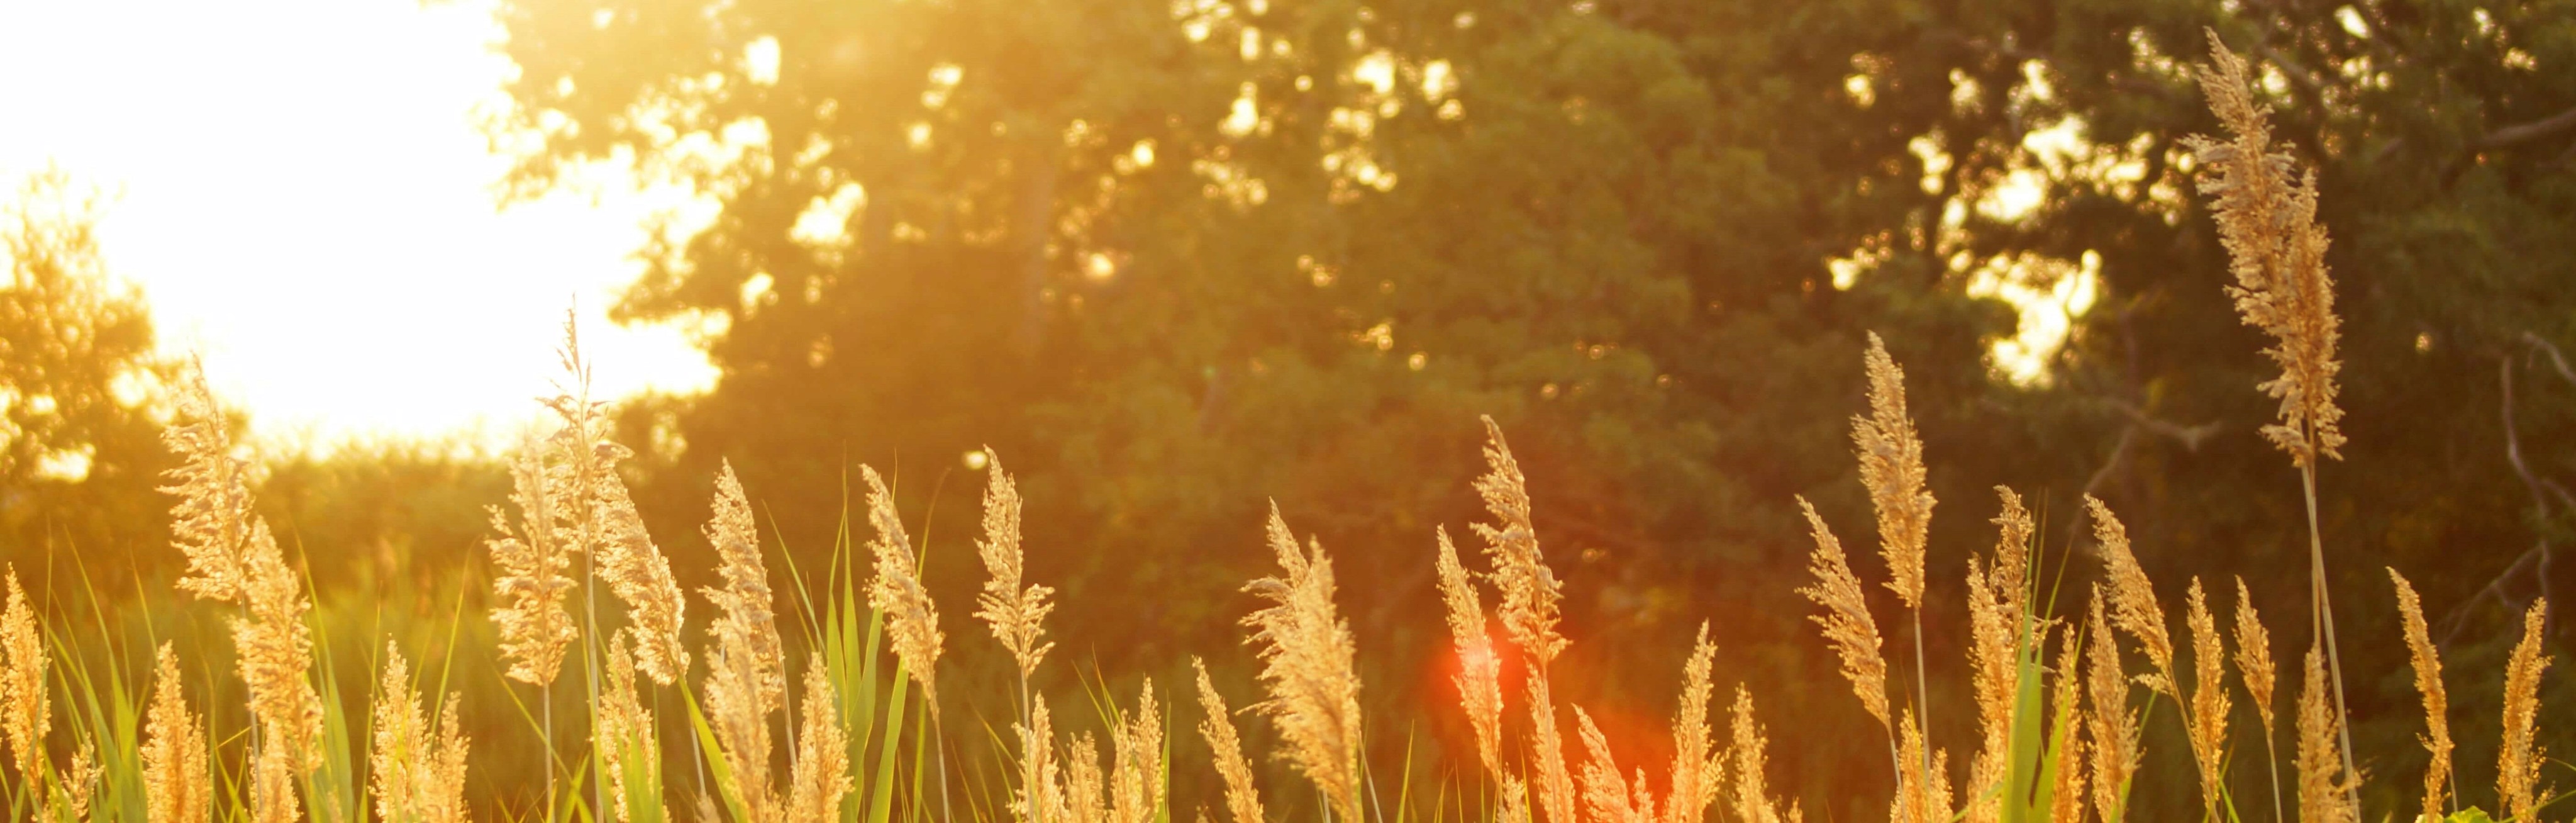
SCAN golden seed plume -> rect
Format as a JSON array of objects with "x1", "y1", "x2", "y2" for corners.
[
  {"x1": 2498, "y1": 598, "x2": 2550, "y2": 822},
  {"x1": 1472, "y1": 416, "x2": 1568, "y2": 667},
  {"x1": 1240, "y1": 506, "x2": 1363, "y2": 822},
  {"x1": 2084, "y1": 592, "x2": 2138, "y2": 823},
  {"x1": 2048, "y1": 630, "x2": 2089, "y2": 823},
  {"x1": 160, "y1": 364, "x2": 257, "y2": 602},
  {"x1": 1853, "y1": 332, "x2": 1934, "y2": 608},
  {"x1": 2232, "y1": 578, "x2": 2279, "y2": 741},
  {"x1": 1023, "y1": 700, "x2": 1063, "y2": 823},
  {"x1": 2186, "y1": 33, "x2": 2344, "y2": 466},
  {"x1": 1665, "y1": 625, "x2": 1721, "y2": 823},
  {"x1": 788, "y1": 654, "x2": 855, "y2": 823},
  {"x1": 704, "y1": 461, "x2": 788, "y2": 708},
  {"x1": 592, "y1": 441, "x2": 690, "y2": 685},
  {"x1": 1965, "y1": 515, "x2": 2024, "y2": 823},
  {"x1": 1527, "y1": 675, "x2": 1580, "y2": 823},
  {"x1": 1064, "y1": 732, "x2": 1108, "y2": 823},
  {"x1": 1435, "y1": 527, "x2": 1506, "y2": 780},
  {"x1": 487, "y1": 435, "x2": 579, "y2": 688},
  {"x1": 1794, "y1": 496, "x2": 1892, "y2": 734},
  {"x1": 862, "y1": 464, "x2": 945, "y2": 714},
  {"x1": 1576, "y1": 707, "x2": 1648, "y2": 823},
  {"x1": 159, "y1": 372, "x2": 326, "y2": 785},
  {"x1": 974, "y1": 451, "x2": 1056, "y2": 680},
  {"x1": 1496, "y1": 775, "x2": 1536, "y2": 823},
  {"x1": 0, "y1": 570, "x2": 45, "y2": 787},
  {"x1": 2387, "y1": 569, "x2": 2451, "y2": 822},
  {"x1": 704, "y1": 466, "x2": 789, "y2": 822},
  {"x1": 2182, "y1": 578, "x2": 2232, "y2": 819},
  {"x1": 144, "y1": 643, "x2": 209, "y2": 823},
  {"x1": 597, "y1": 632, "x2": 660, "y2": 823},
  {"x1": 1894, "y1": 708, "x2": 1953, "y2": 823},
  {"x1": 2297, "y1": 647, "x2": 2358, "y2": 823},
  {"x1": 1192, "y1": 658, "x2": 1264, "y2": 823},
  {"x1": 1108, "y1": 681, "x2": 1165, "y2": 823},
  {"x1": 2084, "y1": 497, "x2": 2175, "y2": 696},
  {"x1": 1728, "y1": 686, "x2": 1787, "y2": 823},
  {"x1": 372, "y1": 641, "x2": 472, "y2": 823}
]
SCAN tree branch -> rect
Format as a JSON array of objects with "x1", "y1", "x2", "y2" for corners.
[{"x1": 2479, "y1": 105, "x2": 2576, "y2": 150}]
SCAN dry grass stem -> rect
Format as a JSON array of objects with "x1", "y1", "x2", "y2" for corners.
[
  {"x1": 372, "y1": 642, "x2": 471, "y2": 823},
  {"x1": 1472, "y1": 416, "x2": 1567, "y2": 667},
  {"x1": 487, "y1": 436, "x2": 579, "y2": 688},
  {"x1": 1527, "y1": 675, "x2": 1580, "y2": 823},
  {"x1": 2085, "y1": 593, "x2": 2138, "y2": 823},
  {"x1": 863, "y1": 464, "x2": 945, "y2": 712},
  {"x1": 2084, "y1": 498, "x2": 2175, "y2": 695},
  {"x1": 974, "y1": 452, "x2": 1055, "y2": 680},
  {"x1": 1240, "y1": 506, "x2": 1363, "y2": 821},
  {"x1": 2497, "y1": 598, "x2": 2550, "y2": 821},
  {"x1": 2387, "y1": 569, "x2": 2451, "y2": 821},
  {"x1": 2183, "y1": 578, "x2": 2232, "y2": 819},
  {"x1": 1728, "y1": 686, "x2": 1787, "y2": 823},
  {"x1": 1108, "y1": 682, "x2": 1164, "y2": 823},
  {"x1": 0, "y1": 570, "x2": 44, "y2": 788},
  {"x1": 1665, "y1": 625, "x2": 1720, "y2": 823},
  {"x1": 788, "y1": 654, "x2": 855, "y2": 822},
  {"x1": 1794, "y1": 496, "x2": 1892, "y2": 735},
  {"x1": 2297, "y1": 648, "x2": 2357, "y2": 823},
  {"x1": 596, "y1": 632, "x2": 658, "y2": 823},
  {"x1": 1192, "y1": 658, "x2": 1264, "y2": 823},
  {"x1": 144, "y1": 643, "x2": 209, "y2": 823},
  {"x1": 1435, "y1": 527, "x2": 1506, "y2": 780},
  {"x1": 1853, "y1": 332, "x2": 1934, "y2": 609},
  {"x1": 591, "y1": 441, "x2": 689, "y2": 685},
  {"x1": 2186, "y1": 34, "x2": 2344, "y2": 467},
  {"x1": 1576, "y1": 707, "x2": 1648, "y2": 823}
]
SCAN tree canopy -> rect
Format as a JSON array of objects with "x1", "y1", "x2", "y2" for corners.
[{"x1": 488, "y1": 0, "x2": 2576, "y2": 815}]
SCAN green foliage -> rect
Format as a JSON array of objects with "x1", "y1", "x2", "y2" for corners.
[{"x1": 0, "y1": 169, "x2": 175, "y2": 581}]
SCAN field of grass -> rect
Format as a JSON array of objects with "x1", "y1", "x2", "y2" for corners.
[{"x1": 0, "y1": 36, "x2": 2563, "y2": 823}]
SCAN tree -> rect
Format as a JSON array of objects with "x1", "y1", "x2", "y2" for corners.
[{"x1": 0, "y1": 169, "x2": 176, "y2": 577}]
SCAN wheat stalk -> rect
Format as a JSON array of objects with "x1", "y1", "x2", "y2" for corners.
[
  {"x1": 1192, "y1": 658, "x2": 1264, "y2": 823},
  {"x1": 1240, "y1": 506, "x2": 1363, "y2": 821},
  {"x1": 143, "y1": 642, "x2": 209, "y2": 823},
  {"x1": 2497, "y1": 598, "x2": 2550, "y2": 821},
  {"x1": 2387, "y1": 569, "x2": 2452, "y2": 822}
]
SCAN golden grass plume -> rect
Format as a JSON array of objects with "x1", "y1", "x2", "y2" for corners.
[
  {"x1": 144, "y1": 642, "x2": 209, "y2": 823},
  {"x1": 2498, "y1": 598, "x2": 2550, "y2": 821},
  {"x1": 1241, "y1": 506, "x2": 1363, "y2": 822},
  {"x1": 1853, "y1": 332, "x2": 1933, "y2": 608},
  {"x1": 863, "y1": 464, "x2": 945, "y2": 713},
  {"x1": 974, "y1": 451, "x2": 1056, "y2": 681},
  {"x1": 1794, "y1": 496, "x2": 1892, "y2": 736},
  {"x1": 1192, "y1": 657, "x2": 1264, "y2": 823},
  {"x1": 2387, "y1": 569, "x2": 2451, "y2": 822}
]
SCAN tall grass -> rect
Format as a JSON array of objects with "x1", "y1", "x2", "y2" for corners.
[{"x1": 0, "y1": 31, "x2": 2563, "y2": 823}]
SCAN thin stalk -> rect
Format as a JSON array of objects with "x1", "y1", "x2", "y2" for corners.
[
  {"x1": 545, "y1": 683, "x2": 557, "y2": 823},
  {"x1": 1912, "y1": 608, "x2": 1933, "y2": 785},
  {"x1": 931, "y1": 713, "x2": 956, "y2": 823},
  {"x1": 2300, "y1": 462, "x2": 2362, "y2": 814},
  {"x1": 2262, "y1": 732, "x2": 2284, "y2": 823},
  {"x1": 1017, "y1": 676, "x2": 1036, "y2": 823}
]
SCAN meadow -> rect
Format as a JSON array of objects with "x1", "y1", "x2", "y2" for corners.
[{"x1": 0, "y1": 37, "x2": 2563, "y2": 823}]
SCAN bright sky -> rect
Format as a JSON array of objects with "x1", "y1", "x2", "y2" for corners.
[{"x1": 0, "y1": 0, "x2": 717, "y2": 447}]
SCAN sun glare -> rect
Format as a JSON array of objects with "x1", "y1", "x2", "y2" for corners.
[{"x1": 0, "y1": 0, "x2": 717, "y2": 448}]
